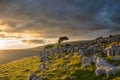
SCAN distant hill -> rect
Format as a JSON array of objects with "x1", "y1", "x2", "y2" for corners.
[{"x1": 0, "y1": 47, "x2": 41, "y2": 64}]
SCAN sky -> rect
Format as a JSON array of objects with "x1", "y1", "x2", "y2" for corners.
[{"x1": 0, "y1": 0, "x2": 120, "y2": 49}]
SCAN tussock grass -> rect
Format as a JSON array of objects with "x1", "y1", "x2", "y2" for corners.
[{"x1": 0, "y1": 53, "x2": 120, "y2": 80}]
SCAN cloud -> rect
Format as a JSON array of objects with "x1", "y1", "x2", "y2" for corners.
[
  {"x1": 0, "y1": 33, "x2": 22, "y2": 39},
  {"x1": 0, "y1": 0, "x2": 120, "y2": 40},
  {"x1": 22, "y1": 39, "x2": 45, "y2": 44},
  {"x1": 0, "y1": 33, "x2": 5, "y2": 38}
]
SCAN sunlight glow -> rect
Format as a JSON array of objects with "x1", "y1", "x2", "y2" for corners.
[
  {"x1": 0, "y1": 39, "x2": 44, "y2": 50},
  {"x1": 0, "y1": 39, "x2": 7, "y2": 49}
]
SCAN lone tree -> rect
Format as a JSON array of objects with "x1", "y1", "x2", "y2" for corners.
[{"x1": 57, "y1": 36, "x2": 69, "y2": 48}]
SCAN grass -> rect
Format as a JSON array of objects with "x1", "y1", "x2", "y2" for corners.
[
  {"x1": 0, "y1": 52, "x2": 120, "y2": 80},
  {"x1": 0, "y1": 56, "x2": 40, "y2": 80}
]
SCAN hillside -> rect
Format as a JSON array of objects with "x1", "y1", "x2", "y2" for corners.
[
  {"x1": 0, "y1": 56, "x2": 40, "y2": 80},
  {"x1": 0, "y1": 53, "x2": 120, "y2": 80},
  {"x1": 0, "y1": 34, "x2": 120, "y2": 80},
  {"x1": 0, "y1": 40, "x2": 85, "y2": 65},
  {"x1": 0, "y1": 48, "x2": 40, "y2": 64}
]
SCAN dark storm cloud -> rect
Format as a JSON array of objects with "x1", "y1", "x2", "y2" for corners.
[{"x1": 0, "y1": 0, "x2": 120, "y2": 40}]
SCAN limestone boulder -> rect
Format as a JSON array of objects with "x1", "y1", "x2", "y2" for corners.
[{"x1": 28, "y1": 73, "x2": 42, "y2": 80}]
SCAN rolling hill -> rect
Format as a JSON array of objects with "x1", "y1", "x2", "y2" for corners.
[{"x1": 0, "y1": 48, "x2": 40, "y2": 64}]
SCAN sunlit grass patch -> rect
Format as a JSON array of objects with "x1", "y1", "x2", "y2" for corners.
[{"x1": 0, "y1": 53, "x2": 120, "y2": 80}]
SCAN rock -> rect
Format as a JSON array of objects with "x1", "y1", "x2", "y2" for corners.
[
  {"x1": 28, "y1": 73, "x2": 37, "y2": 80},
  {"x1": 40, "y1": 63, "x2": 46, "y2": 72},
  {"x1": 107, "y1": 45, "x2": 120, "y2": 57},
  {"x1": 95, "y1": 68, "x2": 105, "y2": 76},
  {"x1": 81, "y1": 56, "x2": 94, "y2": 68},
  {"x1": 113, "y1": 56, "x2": 120, "y2": 61},
  {"x1": 79, "y1": 48, "x2": 87, "y2": 57},
  {"x1": 102, "y1": 47, "x2": 108, "y2": 54},
  {"x1": 40, "y1": 52, "x2": 49, "y2": 62},
  {"x1": 63, "y1": 65, "x2": 69, "y2": 70},
  {"x1": 74, "y1": 47, "x2": 79, "y2": 52},
  {"x1": 95, "y1": 57, "x2": 120, "y2": 78},
  {"x1": 95, "y1": 66, "x2": 120, "y2": 78},
  {"x1": 95, "y1": 57, "x2": 108, "y2": 67},
  {"x1": 86, "y1": 47, "x2": 96, "y2": 56},
  {"x1": 107, "y1": 47, "x2": 114, "y2": 57},
  {"x1": 28, "y1": 73, "x2": 42, "y2": 80}
]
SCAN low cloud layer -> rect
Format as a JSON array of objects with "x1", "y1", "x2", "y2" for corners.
[
  {"x1": 0, "y1": 0, "x2": 120, "y2": 42},
  {"x1": 22, "y1": 39, "x2": 45, "y2": 44}
]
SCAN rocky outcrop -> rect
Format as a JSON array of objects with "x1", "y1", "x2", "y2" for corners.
[
  {"x1": 106, "y1": 45, "x2": 120, "y2": 57},
  {"x1": 81, "y1": 56, "x2": 120, "y2": 78},
  {"x1": 29, "y1": 34, "x2": 120, "y2": 79},
  {"x1": 95, "y1": 57, "x2": 120, "y2": 78},
  {"x1": 81, "y1": 56, "x2": 95, "y2": 68},
  {"x1": 113, "y1": 56, "x2": 120, "y2": 61}
]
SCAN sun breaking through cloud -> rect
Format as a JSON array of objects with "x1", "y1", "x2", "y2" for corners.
[{"x1": 0, "y1": 0, "x2": 120, "y2": 49}]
